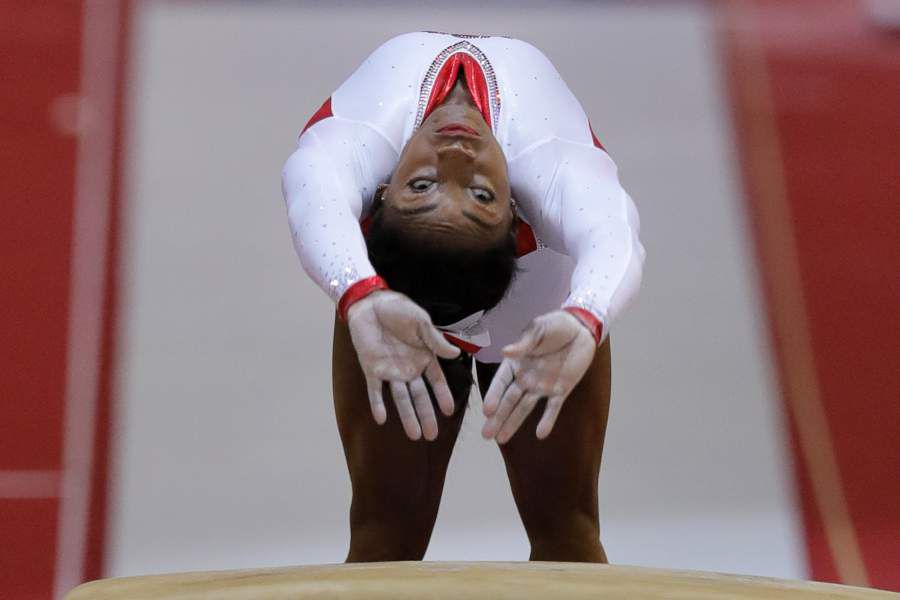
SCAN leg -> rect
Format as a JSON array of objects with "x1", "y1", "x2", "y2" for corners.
[
  {"x1": 476, "y1": 338, "x2": 612, "y2": 562},
  {"x1": 332, "y1": 314, "x2": 471, "y2": 562}
]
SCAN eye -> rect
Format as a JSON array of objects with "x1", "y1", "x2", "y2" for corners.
[
  {"x1": 471, "y1": 187, "x2": 495, "y2": 203},
  {"x1": 409, "y1": 179, "x2": 435, "y2": 193}
]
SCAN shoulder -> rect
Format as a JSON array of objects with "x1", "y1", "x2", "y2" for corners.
[
  {"x1": 333, "y1": 31, "x2": 450, "y2": 103},
  {"x1": 363, "y1": 31, "x2": 462, "y2": 65},
  {"x1": 478, "y1": 35, "x2": 559, "y2": 74},
  {"x1": 486, "y1": 39, "x2": 591, "y2": 153},
  {"x1": 502, "y1": 37, "x2": 555, "y2": 63},
  {"x1": 330, "y1": 33, "x2": 446, "y2": 139}
]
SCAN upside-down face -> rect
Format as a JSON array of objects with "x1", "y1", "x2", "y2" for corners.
[{"x1": 381, "y1": 80, "x2": 514, "y2": 250}]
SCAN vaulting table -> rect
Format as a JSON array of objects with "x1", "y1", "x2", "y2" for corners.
[{"x1": 66, "y1": 561, "x2": 899, "y2": 599}]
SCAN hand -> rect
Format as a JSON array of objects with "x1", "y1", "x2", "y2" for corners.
[
  {"x1": 481, "y1": 310, "x2": 596, "y2": 444},
  {"x1": 347, "y1": 290, "x2": 461, "y2": 441}
]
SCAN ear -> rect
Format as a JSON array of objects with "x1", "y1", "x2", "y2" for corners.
[{"x1": 372, "y1": 183, "x2": 389, "y2": 210}]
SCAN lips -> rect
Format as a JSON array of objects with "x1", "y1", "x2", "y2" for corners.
[{"x1": 436, "y1": 123, "x2": 480, "y2": 138}]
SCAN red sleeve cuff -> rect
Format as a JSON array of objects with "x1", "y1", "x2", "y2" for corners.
[
  {"x1": 563, "y1": 307, "x2": 604, "y2": 345},
  {"x1": 337, "y1": 275, "x2": 389, "y2": 321}
]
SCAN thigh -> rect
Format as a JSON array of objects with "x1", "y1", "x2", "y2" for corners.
[
  {"x1": 476, "y1": 338, "x2": 612, "y2": 559},
  {"x1": 332, "y1": 314, "x2": 470, "y2": 552}
]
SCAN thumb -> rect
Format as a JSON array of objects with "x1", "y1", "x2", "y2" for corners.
[
  {"x1": 503, "y1": 322, "x2": 543, "y2": 358},
  {"x1": 419, "y1": 321, "x2": 461, "y2": 359}
]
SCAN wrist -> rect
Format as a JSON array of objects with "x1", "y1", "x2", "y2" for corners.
[
  {"x1": 562, "y1": 307, "x2": 603, "y2": 345},
  {"x1": 338, "y1": 275, "x2": 389, "y2": 321}
]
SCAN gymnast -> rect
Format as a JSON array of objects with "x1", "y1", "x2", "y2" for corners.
[{"x1": 282, "y1": 31, "x2": 644, "y2": 563}]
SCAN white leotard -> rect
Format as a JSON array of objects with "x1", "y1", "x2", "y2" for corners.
[{"x1": 282, "y1": 31, "x2": 645, "y2": 362}]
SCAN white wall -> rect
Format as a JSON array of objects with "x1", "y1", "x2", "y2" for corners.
[{"x1": 109, "y1": 0, "x2": 805, "y2": 579}]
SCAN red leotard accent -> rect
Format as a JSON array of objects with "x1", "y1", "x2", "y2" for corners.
[
  {"x1": 442, "y1": 333, "x2": 482, "y2": 354},
  {"x1": 300, "y1": 97, "x2": 333, "y2": 136},
  {"x1": 563, "y1": 306, "x2": 603, "y2": 345},
  {"x1": 588, "y1": 119, "x2": 606, "y2": 151},
  {"x1": 338, "y1": 275, "x2": 390, "y2": 321},
  {"x1": 515, "y1": 220, "x2": 538, "y2": 257},
  {"x1": 422, "y1": 52, "x2": 492, "y2": 127},
  {"x1": 360, "y1": 214, "x2": 373, "y2": 236}
]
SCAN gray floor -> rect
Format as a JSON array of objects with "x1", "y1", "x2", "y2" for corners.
[{"x1": 109, "y1": 0, "x2": 805, "y2": 579}]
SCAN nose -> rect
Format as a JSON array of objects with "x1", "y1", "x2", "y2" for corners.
[
  {"x1": 437, "y1": 140, "x2": 477, "y2": 162},
  {"x1": 437, "y1": 142, "x2": 476, "y2": 181}
]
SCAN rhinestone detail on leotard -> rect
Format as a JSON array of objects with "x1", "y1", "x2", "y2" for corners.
[{"x1": 325, "y1": 264, "x2": 361, "y2": 302}]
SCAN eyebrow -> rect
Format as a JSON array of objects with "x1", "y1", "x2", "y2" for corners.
[
  {"x1": 395, "y1": 204, "x2": 439, "y2": 216},
  {"x1": 462, "y1": 210, "x2": 493, "y2": 229}
]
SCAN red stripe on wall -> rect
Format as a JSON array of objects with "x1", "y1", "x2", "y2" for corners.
[
  {"x1": 0, "y1": 2, "x2": 129, "y2": 597},
  {"x1": 0, "y1": 500, "x2": 60, "y2": 599},
  {"x1": 0, "y1": 3, "x2": 81, "y2": 474},
  {"x1": 0, "y1": 3, "x2": 84, "y2": 598},
  {"x1": 721, "y1": 0, "x2": 900, "y2": 590}
]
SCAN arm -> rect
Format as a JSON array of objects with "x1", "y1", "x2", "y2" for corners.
[
  {"x1": 281, "y1": 118, "x2": 395, "y2": 304},
  {"x1": 282, "y1": 117, "x2": 460, "y2": 441},
  {"x1": 510, "y1": 139, "x2": 645, "y2": 339},
  {"x1": 282, "y1": 31, "x2": 428, "y2": 304},
  {"x1": 483, "y1": 140, "x2": 644, "y2": 442}
]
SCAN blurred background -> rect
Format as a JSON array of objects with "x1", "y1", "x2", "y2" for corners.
[{"x1": 2, "y1": 1, "x2": 898, "y2": 598}]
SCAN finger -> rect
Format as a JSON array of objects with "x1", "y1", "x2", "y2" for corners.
[
  {"x1": 366, "y1": 378, "x2": 387, "y2": 425},
  {"x1": 536, "y1": 395, "x2": 566, "y2": 440},
  {"x1": 390, "y1": 381, "x2": 422, "y2": 441},
  {"x1": 502, "y1": 321, "x2": 545, "y2": 358},
  {"x1": 482, "y1": 360, "x2": 514, "y2": 417},
  {"x1": 497, "y1": 393, "x2": 542, "y2": 445},
  {"x1": 409, "y1": 377, "x2": 438, "y2": 441},
  {"x1": 419, "y1": 321, "x2": 461, "y2": 359},
  {"x1": 482, "y1": 381, "x2": 524, "y2": 439},
  {"x1": 425, "y1": 358, "x2": 455, "y2": 417}
]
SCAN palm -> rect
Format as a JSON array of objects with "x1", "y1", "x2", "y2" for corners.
[
  {"x1": 482, "y1": 311, "x2": 596, "y2": 443},
  {"x1": 347, "y1": 291, "x2": 461, "y2": 441},
  {"x1": 364, "y1": 300, "x2": 434, "y2": 379},
  {"x1": 509, "y1": 327, "x2": 590, "y2": 396}
]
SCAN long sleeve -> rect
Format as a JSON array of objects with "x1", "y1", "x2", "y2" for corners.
[
  {"x1": 509, "y1": 139, "x2": 645, "y2": 339},
  {"x1": 281, "y1": 117, "x2": 398, "y2": 303}
]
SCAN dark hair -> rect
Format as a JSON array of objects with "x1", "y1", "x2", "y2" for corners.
[{"x1": 364, "y1": 206, "x2": 519, "y2": 327}]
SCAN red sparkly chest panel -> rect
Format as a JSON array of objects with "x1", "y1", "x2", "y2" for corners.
[{"x1": 421, "y1": 52, "x2": 492, "y2": 128}]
